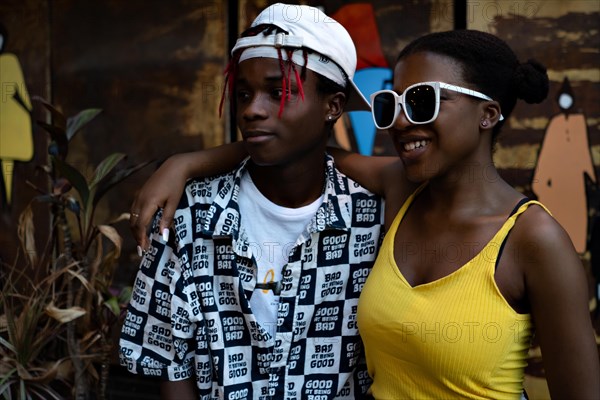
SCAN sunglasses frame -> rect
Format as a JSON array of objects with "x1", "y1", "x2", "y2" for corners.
[{"x1": 370, "y1": 81, "x2": 504, "y2": 130}]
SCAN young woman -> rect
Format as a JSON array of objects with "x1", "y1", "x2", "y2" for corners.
[
  {"x1": 353, "y1": 29, "x2": 600, "y2": 399},
  {"x1": 128, "y1": 29, "x2": 600, "y2": 399}
]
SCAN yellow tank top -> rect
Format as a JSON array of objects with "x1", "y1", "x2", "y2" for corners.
[{"x1": 357, "y1": 189, "x2": 545, "y2": 399}]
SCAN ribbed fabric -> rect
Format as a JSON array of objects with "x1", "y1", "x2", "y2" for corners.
[{"x1": 357, "y1": 189, "x2": 546, "y2": 399}]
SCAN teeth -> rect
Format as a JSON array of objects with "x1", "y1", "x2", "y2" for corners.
[{"x1": 403, "y1": 140, "x2": 428, "y2": 152}]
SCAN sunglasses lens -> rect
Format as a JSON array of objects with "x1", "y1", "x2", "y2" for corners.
[
  {"x1": 405, "y1": 85, "x2": 436, "y2": 123},
  {"x1": 372, "y1": 92, "x2": 397, "y2": 128}
]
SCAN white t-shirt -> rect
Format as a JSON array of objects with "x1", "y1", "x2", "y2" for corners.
[{"x1": 238, "y1": 172, "x2": 323, "y2": 337}]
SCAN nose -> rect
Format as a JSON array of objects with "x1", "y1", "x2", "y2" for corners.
[
  {"x1": 391, "y1": 104, "x2": 412, "y2": 130},
  {"x1": 241, "y1": 93, "x2": 269, "y2": 121}
]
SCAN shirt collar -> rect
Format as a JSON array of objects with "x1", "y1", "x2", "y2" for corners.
[{"x1": 203, "y1": 153, "x2": 352, "y2": 239}]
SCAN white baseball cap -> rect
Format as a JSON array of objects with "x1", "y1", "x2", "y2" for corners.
[{"x1": 231, "y1": 3, "x2": 370, "y2": 112}]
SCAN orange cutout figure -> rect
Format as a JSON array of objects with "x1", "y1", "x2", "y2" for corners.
[{"x1": 532, "y1": 78, "x2": 596, "y2": 253}]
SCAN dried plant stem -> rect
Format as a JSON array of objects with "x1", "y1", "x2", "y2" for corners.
[
  {"x1": 98, "y1": 335, "x2": 109, "y2": 400},
  {"x1": 55, "y1": 203, "x2": 88, "y2": 400}
]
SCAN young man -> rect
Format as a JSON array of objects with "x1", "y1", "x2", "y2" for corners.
[{"x1": 119, "y1": 4, "x2": 384, "y2": 399}]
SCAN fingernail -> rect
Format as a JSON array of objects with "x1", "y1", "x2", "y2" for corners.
[
  {"x1": 162, "y1": 228, "x2": 169, "y2": 242},
  {"x1": 136, "y1": 245, "x2": 143, "y2": 257}
]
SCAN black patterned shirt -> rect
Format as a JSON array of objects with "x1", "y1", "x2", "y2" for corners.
[{"x1": 119, "y1": 155, "x2": 384, "y2": 400}]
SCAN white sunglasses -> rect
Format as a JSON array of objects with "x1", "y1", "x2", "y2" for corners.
[{"x1": 370, "y1": 81, "x2": 504, "y2": 130}]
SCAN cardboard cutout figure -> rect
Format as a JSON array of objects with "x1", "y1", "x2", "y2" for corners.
[
  {"x1": 532, "y1": 77, "x2": 596, "y2": 253},
  {"x1": 0, "y1": 22, "x2": 33, "y2": 206}
]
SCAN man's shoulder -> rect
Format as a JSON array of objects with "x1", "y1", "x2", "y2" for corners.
[
  {"x1": 333, "y1": 169, "x2": 382, "y2": 199},
  {"x1": 184, "y1": 169, "x2": 239, "y2": 201},
  {"x1": 325, "y1": 153, "x2": 382, "y2": 199}
]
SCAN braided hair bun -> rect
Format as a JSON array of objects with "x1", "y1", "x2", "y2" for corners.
[{"x1": 512, "y1": 59, "x2": 549, "y2": 104}]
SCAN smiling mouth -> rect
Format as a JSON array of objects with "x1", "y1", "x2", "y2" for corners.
[{"x1": 402, "y1": 139, "x2": 430, "y2": 152}]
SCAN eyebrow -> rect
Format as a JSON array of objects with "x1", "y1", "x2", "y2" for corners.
[{"x1": 235, "y1": 75, "x2": 284, "y2": 86}]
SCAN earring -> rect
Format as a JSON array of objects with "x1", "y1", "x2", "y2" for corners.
[
  {"x1": 328, "y1": 115, "x2": 333, "y2": 120},
  {"x1": 481, "y1": 120, "x2": 489, "y2": 127}
]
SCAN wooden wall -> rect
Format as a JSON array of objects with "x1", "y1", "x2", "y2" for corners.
[{"x1": 0, "y1": 0, "x2": 229, "y2": 286}]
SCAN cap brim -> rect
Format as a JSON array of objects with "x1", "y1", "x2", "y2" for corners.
[{"x1": 345, "y1": 81, "x2": 371, "y2": 112}]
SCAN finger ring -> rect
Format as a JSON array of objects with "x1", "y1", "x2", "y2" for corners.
[{"x1": 130, "y1": 212, "x2": 140, "y2": 219}]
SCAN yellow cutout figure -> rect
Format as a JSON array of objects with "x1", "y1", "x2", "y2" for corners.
[
  {"x1": 0, "y1": 23, "x2": 33, "y2": 206},
  {"x1": 532, "y1": 78, "x2": 596, "y2": 253}
]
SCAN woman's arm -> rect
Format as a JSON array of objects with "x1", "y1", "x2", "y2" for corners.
[
  {"x1": 328, "y1": 147, "x2": 416, "y2": 222},
  {"x1": 327, "y1": 147, "x2": 397, "y2": 196},
  {"x1": 132, "y1": 142, "x2": 413, "y2": 251},
  {"x1": 520, "y1": 208, "x2": 600, "y2": 398},
  {"x1": 130, "y1": 142, "x2": 247, "y2": 250}
]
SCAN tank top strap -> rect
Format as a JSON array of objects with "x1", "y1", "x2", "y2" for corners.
[
  {"x1": 510, "y1": 198, "x2": 551, "y2": 218},
  {"x1": 508, "y1": 197, "x2": 530, "y2": 216},
  {"x1": 388, "y1": 183, "x2": 427, "y2": 236},
  {"x1": 494, "y1": 198, "x2": 551, "y2": 270}
]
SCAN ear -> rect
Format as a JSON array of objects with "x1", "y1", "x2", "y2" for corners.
[
  {"x1": 479, "y1": 101, "x2": 503, "y2": 130},
  {"x1": 325, "y1": 92, "x2": 346, "y2": 123}
]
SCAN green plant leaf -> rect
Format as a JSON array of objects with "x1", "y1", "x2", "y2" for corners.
[
  {"x1": 0, "y1": 367, "x2": 17, "y2": 390},
  {"x1": 0, "y1": 336, "x2": 16, "y2": 354},
  {"x1": 32, "y1": 96, "x2": 66, "y2": 129},
  {"x1": 36, "y1": 122, "x2": 66, "y2": 144},
  {"x1": 117, "y1": 286, "x2": 133, "y2": 305},
  {"x1": 66, "y1": 109, "x2": 102, "y2": 141},
  {"x1": 89, "y1": 153, "x2": 126, "y2": 189},
  {"x1": 53, "y1": 156, "x2": 89, "y2": 207},
  {"x1": 83, "y1": 186, "x2": 97, "y2": 236},
  {"x1": 94, "y1": 160, "x2": 153, "y2": 204},
  {"x1": 103, "y1": 297, "x2": 120, "y2": 317},
  {"x1": 36, "y1": 123, "x2": 68, "y2": 159}
]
